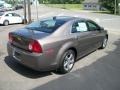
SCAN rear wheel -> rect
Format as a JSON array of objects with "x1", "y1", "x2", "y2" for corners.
[
  {"x1": 58, "y1": 50, "x2": 75, "y2": 74},
  {"x1": 3, "y1": 20, "x2": 9, "y2": 26}
]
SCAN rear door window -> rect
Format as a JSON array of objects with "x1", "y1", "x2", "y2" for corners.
[
  {"x1": 12, "y1": 13, "x2": 21, "y2": 17},
  {"x1": 72, "y1": 21, "x2": 88, "y2": 33}
]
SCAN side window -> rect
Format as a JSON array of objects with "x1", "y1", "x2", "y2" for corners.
[
  {"x1": 13, "y1": 13, "x2": 21, "y2": 17},
  {"x1": 5, "y1": 13, "x2": 13, "y2": 17},
  {"x1": 72, "y1": 21, "x2": 88, "y2": 33},
  {"x1": 87, "y1": 21, "x2": 100, "y2": 31},
  {"x1": 5, "y1": 14, "x2": 9, "y2": 16}
]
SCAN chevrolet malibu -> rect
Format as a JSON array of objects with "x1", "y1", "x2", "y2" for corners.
[{"x1": 7, "y1": 16, "x2": 108, "y2": 74}]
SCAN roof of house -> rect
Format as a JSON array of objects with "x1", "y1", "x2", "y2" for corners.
[{"x1": 83, "y1": 0, "x2": 99, "y2": 4}]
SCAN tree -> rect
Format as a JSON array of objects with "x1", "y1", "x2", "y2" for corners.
[
  {"x1": 38, "y1": 0, "x2": 84, "y2": 4},
  {"x1": 99, "y1": 0, "x2": 119, "y2": 13}
]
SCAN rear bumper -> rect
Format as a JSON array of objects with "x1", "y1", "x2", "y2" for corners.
[{"x1": 7, "y1": 42, "x2": 57, "y2": 71}]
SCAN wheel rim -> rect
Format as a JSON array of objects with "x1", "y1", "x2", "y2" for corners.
[
  {"x1": 103, "y1": 38, "x2": 108, "y2": 48},
  {"x1": 63, "y1": 52, "x2": 75, "y2": 71}
]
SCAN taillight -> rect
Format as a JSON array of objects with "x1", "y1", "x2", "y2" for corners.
[
  {"x1": 28, "y1": 40, "x2": 42, "y2": 53},
  {"x1": 9, "y1": 33, "x2": 13, "y2": 43}
]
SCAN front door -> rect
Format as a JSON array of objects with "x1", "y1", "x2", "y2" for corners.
[
  {"x1": 71, "y1": 20, "x2": 98, "y2": 57},
  {"x1": 86, "y1": 20, "x2": 105, "y2": 49}
]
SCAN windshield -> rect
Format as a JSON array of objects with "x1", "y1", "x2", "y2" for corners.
[{"x1": 26, "y1": 18, "x2": 66, "y2": 33}]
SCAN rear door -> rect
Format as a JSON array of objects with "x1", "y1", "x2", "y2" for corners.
[{"x1": 71, "y1": 20, "x2": 99, "y2": 57}]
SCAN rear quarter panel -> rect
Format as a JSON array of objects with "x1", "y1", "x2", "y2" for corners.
[{"x1": 39, "y1": 34, "x2": 77, "y2": 68}]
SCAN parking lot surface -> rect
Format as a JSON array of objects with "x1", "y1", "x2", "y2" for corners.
[{"x1": 0, "y1": 5, "x2": 120, "y2": 90}]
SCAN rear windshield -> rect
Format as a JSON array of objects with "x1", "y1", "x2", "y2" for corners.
[{"x1": 25, "y1": 18, "x2": 67, "y2": 33}]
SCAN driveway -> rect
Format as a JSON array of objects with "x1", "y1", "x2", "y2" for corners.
[{"x1": 0, "y1": 5, "x2": 120, "y2": 90}]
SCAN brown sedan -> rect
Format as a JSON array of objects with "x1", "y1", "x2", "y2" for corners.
[{"x1": 7, "y1": 16, "x2": 108, "y2": 74}]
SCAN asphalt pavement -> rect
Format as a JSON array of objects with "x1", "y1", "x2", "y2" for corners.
[{"x1": 0, "y1": 5, "x2": 120, "y2": 90}]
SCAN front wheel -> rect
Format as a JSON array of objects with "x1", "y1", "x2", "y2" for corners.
[
  {"x1": 100, "y1": 37, "x2": 108, "y2": 49},
  {"x1": 58, "y1": 50, "x2": 75, "y2": 74}
]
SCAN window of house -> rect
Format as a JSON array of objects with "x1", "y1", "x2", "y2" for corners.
[
  {"x1": 88, "y1": 5, "x2": 91, "y2": 7},
  {"x1": 84, "y1": 5, "x2": 87, "y2": 7},
  {"x1": 93, "y1": 5, "x2": 96, "y2": 8}
]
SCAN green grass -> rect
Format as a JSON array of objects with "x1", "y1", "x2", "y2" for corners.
[
  {"x1": 45, "y1": 4, "x2": 120, "y2": 15},
  {"x1": 45, "y1": 4, "x2": 83, "y2": 10}
]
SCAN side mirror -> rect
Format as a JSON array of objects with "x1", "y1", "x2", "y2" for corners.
[{"x1": 100, "y1": 27, "x2": 104, "y2": 30}]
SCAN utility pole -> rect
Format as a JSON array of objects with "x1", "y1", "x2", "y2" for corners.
[
  {"x1": 119, "y1": 3, "x2": 120, "y2": 15},
  {"x1": 27, "y1": 0, "x2": 32, "y2": 23},
  {"x1": 115, "y1": 0, "x2": 117, "y2": 14},
  {"x1": 36, "y1": 0, "x2": 39, "y2": 20},
  {"x1": 23, "y1": 0, "x2": 27, "y2": 24}
]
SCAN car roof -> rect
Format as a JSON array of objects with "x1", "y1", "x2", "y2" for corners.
[
  {"x1": 53, "y1": 16, "x2": 87, "y2": 22},
  {"x1": 4, "y1": 11, "x2": 15, "y2": 14}
]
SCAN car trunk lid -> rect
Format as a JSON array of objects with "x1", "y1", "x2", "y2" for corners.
[{"x1": 9, "y1": 28, "x2": 50, "y2": 51}]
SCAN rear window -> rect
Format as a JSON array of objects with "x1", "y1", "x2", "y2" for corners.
[{"x1": 25, "y1": 18, "x2": 67, "y2": 33}]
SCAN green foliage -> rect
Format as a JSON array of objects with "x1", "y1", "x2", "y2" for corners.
[
  {"x1": 38, "y1": 0, "x2": 84, "y2": 4},
  {"x1": 5, "y1": 0, "x2": 21, "y2": 5},
  {"x1": 46, "y1": 4, "x2": 83, "y2": 10},
  {"x1": 99, "y1": 0, "x2": 120, "y2": 13}
]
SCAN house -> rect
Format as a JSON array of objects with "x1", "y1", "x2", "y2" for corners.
[{"x1": 83, "y1": 0, "x2": 101, "y2": 10}]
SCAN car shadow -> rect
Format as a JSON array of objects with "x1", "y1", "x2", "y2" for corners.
[
  {"x1": 0, "y1": 23, "x2": 24, "y2": 27},
  {"x1": 4, "y1": 56, "x2": 53, "y2": 79}
]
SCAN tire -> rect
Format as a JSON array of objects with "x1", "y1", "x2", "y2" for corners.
[
  {"x1": 100, "y1": 36, "x2": 108, "y2": 49},
  {"x1": 58, "y1": 50, "x2": 76, "y2": 74},
  {"x1": 3, "y1": 20, "x2": 9, "y2": 26}
]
